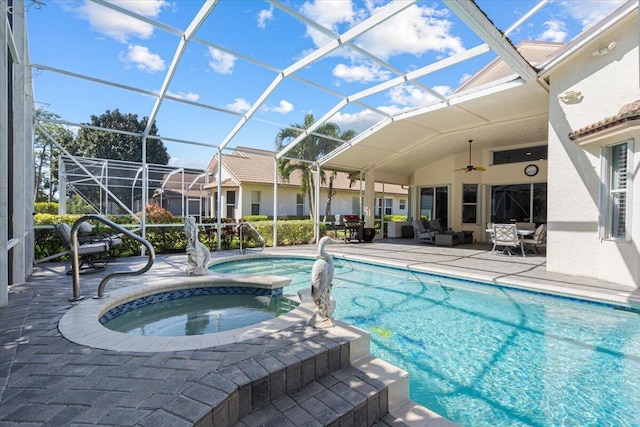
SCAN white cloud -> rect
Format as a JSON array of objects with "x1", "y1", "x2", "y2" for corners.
[
  {"x1": 388, "y1": 84, "x2": 451, "y2": 107},
  {"x1": 119, "y1": 45, "x2": 165, "y2": 73},
  {"x1": 540, "y1": 20, "x2": 567, "y2": 43},
  {"x1": 300, "y1": 0, "x2": 360, "y2": 46},
  {"x1": 264, "y1": 100, "x2": 294, "y2": 114},
  {"x1": 333, "y1": 62, "x2": 391, "y2": 83},
  {"x1": 357, "y1": 4, "x2": 464, "y2": 60},
  {"x1": 459, "y1": 73, "x2": 472, "y2": 85},
  {"x1": 78, "y1": 0, "x2": 166, "y2": 43},
  {"x1": 227, "y1": 98, "x2": 251, "y2": 113},
  {"x1": 208, "y1": 47, "x2": 236, "y2": 74},
  {"x1": 560, "y1": 0, "x2": 625, "y2": 29},
  {"x1": 166, "y1": 90, "x2": 200, "y2": 102},
  {"x1": 331, "y1": 109, "x2": 386, "y2": 133},
  {"x1": 257, "y1": 4, "x2": 274, "y2": 29}
]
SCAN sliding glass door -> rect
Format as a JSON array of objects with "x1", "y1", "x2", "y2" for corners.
[
  {"x1": 490, "y1": 183, "x2": 547, "y2": 224},
  {"x1": 420, "y1": 186, "x2": 449, "y2": 229}
]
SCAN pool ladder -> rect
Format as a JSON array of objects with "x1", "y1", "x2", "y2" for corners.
[
  {"x1": 68, "y1": 214, "x2": 155, "y2": 301},
  {"x1": 238, "y1": 222, "x2": 266, "y2": 255}
]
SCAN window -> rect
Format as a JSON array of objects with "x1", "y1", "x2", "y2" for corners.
[
  {"x1": 385, "y1": 198, "x2": 393, "y2": 215},
  {"x1": 352, "y1": 196, "x2": 360, "y2": 215},
  {"x1": 462, "y1": 184, "x2": 478, "y2": 224},
  {"x1": 604, "y1": 141, "x2": 630, "y2": 240},
  {"x1": 251, "y1": 191, "x2": 260, "y2": 216},
  {"x1": 296, "y1": 193, "x2": 304, "y2": 217},
  {"x1": 226, "y1": 190, "x2": 236, "y2": 219},
  {"x1": 420, "y1": 186, "x2": 448, "y2": 228},
  {"x1": 492, "y1": 145, "x2": 547, "y2": 165},
  {"x1": 399, "y1": 199, "x2": 406, "y2": 211}
]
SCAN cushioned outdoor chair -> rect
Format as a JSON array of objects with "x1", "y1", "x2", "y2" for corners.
[
  {"x1": 78, "y1": 221, "x2": 123, "y2": 249},
  {"x1": 522, "y1": 223, "x2": 547, "y2": 254},
  {"x1": 56, "y1": 223, "x2": 111, "y2": 274},
  {"x1": 411, "y1": 220, "x2": 437, "y2": 244},
  {"x1": 491, "y1": 223, "x2": 525, "y2": 257}
]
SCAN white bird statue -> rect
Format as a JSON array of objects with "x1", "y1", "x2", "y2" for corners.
[{"x1": 309, "y1": 236, "x2": 337, "y2": 328}]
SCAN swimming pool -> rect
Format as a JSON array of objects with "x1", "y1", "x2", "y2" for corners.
[{"x1": 211, "y1": 256, "x2": 640, "y2": 427}]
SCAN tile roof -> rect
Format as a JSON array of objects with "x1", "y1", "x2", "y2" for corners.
[{"x1": 569, "y1": 99, "x2": 640, "y2": 140}]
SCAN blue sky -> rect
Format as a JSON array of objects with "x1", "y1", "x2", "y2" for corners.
[{"x1": 27, "y1": 0, "x2": 625, "y2": 169}]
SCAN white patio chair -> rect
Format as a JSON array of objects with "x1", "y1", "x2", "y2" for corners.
[{"x1": 492, "y1": 224, "x2": 525, "y2": 257}]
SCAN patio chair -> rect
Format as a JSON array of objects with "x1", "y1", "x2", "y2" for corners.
[
  {"x1": 522, "y1": 224, "x2": 547, "y2": 254},
  {"x1": 56, "y1": 223, "x2": 111, "y2": 274},
  {"x1": 486, "y1": 222, "x2": 496, "y2": 243},
  {"x1": 492, "y1": 224, "x2": 525, "y2": 257},
  {"x1": 78, "y1": 221, "x2": 123, "y2": 249},
  {"x1": 411, "y1": 220, "x2": 437, "y2": 244}
]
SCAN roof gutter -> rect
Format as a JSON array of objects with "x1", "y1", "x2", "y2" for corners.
[{"x1": 537, "y1": 0, "x2": 637, "y2": 79}]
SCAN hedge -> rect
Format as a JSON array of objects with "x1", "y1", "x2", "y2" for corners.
[{"x1": 34, "y1": 216, "x2": 325, "y2": 262}]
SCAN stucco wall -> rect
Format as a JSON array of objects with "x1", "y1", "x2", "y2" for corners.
[{"x1": 546, "y1": 13, "x2": 640, "y2": 287}]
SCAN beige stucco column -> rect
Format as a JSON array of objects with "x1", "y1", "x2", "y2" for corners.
[{"x1": 363, "y1": 169, "x2": 375, "y2": 228}]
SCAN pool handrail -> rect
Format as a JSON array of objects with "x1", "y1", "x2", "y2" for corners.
[
  {"x1": 238, "y1": 222, "x2": 266, "y2": 254},
  {"x1": 69, "y1": 214, "x2": 155, "y2": 301}
]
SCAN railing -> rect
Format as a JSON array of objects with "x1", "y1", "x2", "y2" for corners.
[
  {"x1": 237, "y1": 222, "x2": 265, "y2": 255},
  {"x1": 69, "y1": 214, "x2": 154, "y2": 301}
]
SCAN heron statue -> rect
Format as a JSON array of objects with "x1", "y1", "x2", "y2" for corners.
[{"x1": 309, "y1": 236, "x2": 338, "y2": 328}]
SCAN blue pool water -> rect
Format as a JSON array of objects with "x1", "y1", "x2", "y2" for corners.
[{"x1": 211, "y1": 257, "x2": 640, "y2": 427}]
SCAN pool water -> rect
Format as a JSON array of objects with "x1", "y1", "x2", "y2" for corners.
[
  {"x1": 211, "y1": 257, "x2": 640, "y2": 427},
  {"x1": 103, "y1": 294, "x2": 297, "y2": 336}
]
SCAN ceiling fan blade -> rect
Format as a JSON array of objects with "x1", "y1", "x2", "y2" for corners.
[
  {"x1": 453, "y1": 167, "x2": 467, "y2": 171},
  {"x1": 474, "y1": 166, "x2": 487, "y2": 171}
]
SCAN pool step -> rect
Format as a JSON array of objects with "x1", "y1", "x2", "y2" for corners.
[
  {"x1": 222, "y1": 320, "x2": 411, "y2": 427},
  {"x1": 233, "y1": 357, "x2": 405, "y2": 427}
]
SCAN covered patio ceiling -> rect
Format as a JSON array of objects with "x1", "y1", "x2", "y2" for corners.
[{"x1": 320, "y1": 78, "x2": 550, "y2": 184}]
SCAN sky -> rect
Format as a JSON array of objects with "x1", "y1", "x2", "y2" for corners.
[{"x1": 26, "y1": 0, "x2": 626, "y2": 170}]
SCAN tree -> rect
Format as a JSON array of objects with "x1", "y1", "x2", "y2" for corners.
[
  {"x1": 274, "y1": 114, "x2": 356, "y2": 225},
  {"x1": 323, "y1": 129, "x2": 356, "y2": 221},
  {"x1": 33, "y1": 111, "x2": 73, "y2": 202},
  {"x1": 74, "y1": 109, "x2": 169, "y2": 164}
]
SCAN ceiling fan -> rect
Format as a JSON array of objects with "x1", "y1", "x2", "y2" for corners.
[{"x1": 455, "y1": 139, "x2": 486, "y2": 172}]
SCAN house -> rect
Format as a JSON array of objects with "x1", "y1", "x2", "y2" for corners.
[
  {"x1": 205, "y1": 147, "x2": 408, "y2": 221},
  {"x1": 319, "y1": 2, "x2": 639, "y2": 288}
]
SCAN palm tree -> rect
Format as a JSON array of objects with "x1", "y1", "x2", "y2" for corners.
[
  {"x1": 275, "y1": 114, "x2": 355, "y2": 224},
  {"x1": 323, "y1": 129, "x2": 356, "y2": 221}
]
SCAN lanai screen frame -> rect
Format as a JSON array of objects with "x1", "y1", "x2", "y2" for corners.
[{"x1": 28, "y1": 0, "x2": 561, "y2": 250}]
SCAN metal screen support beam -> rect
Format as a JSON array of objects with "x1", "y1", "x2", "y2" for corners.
[
  {"x1": 224, "y1": 0, "x2": 416, "y2": 153},
  {"x1": 443, "y1": 0, "x2": 544, "y2": 89},
  {"x1": 273, "y1": 157, "x2": 278, "y2": 248}
]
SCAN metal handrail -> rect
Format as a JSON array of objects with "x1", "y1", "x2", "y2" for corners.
[
  {"x1": 238, "y1": 222, "x2": 266, "y2": 254},
  {"x1": 69, "y1": 214, "x2": 155, "y2": 301}
]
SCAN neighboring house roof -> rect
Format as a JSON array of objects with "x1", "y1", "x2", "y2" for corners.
[
  {"x1": 569, "y1": 99, "x2": 640, "y2": 141},
  {"x1": 208, "y1": 147, "x2": 407, "y2": 195}
]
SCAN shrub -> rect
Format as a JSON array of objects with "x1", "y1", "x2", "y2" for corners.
[
  {"x1": 241, "y1": 215, "x2": 271, "y2": 222},
  {"x1": 34, "y1": 202, "x2": 59, "y2": 214},
  {"x1": 139, "y1": 204, "x2": 175, "y2": 224}
]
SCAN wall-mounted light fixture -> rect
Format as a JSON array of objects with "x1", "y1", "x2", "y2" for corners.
[
  {"x1": 559, "y1": 90, "x2": 583, "y2": 103},
  {"x1": 591, "y1": 41, "x2": 618, "y2": 57}
]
